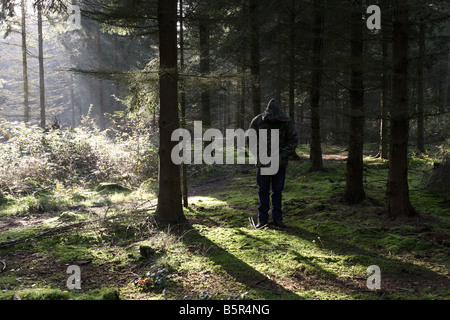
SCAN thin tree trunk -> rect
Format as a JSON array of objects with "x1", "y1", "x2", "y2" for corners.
[
  {"x1": 155, "y1": 0, "x2": 186, "y2": 226},
  {"x1": 386, "y1": 0, "x2": 417, "y2": 219},
  {"x1": 238, "y1": 51, "x2": 246, "y2": 129},
  {"x1": 416, "y1": 21, "x2": 425, "y2": 153},
  {"x1": 21, "y1": 0, "x2": 29, "y2": 124},
  {"x1": 179, "y1": 0, "x2": 188, "y2": 208},
  {"x1": 96, "y1": 27, "x2": 105, "y2": 130},
  {"x1": 249, "y1": 0, "x2": 261, "y2": 117},
  {"x1": 344, "y1": 1, "x2": 365, "y2": 203},
  {"x1": 89, "y1": 77, "x2": 93, "y2": 109},
  {"x1": 276, "y1": 10, "x2": 282, "y2": 104},
  {"x1": 438, "y1": 24, "x2": 448, "y2": 114},
  {"x1": 70, "y1": 73, "x2": 75, "y2": 127},
  {"x1": 152, "y1": 105, "x2": 157, "y2": 132},
  {"x1": 199, "y1": 20, "x2": 211, "y2": 127},
  {"x1": 288, "y1": 0, "x2": 295, "y2": 121},
  {"x1": 309, "y1": 0, "x2": 324, "y2": 171},
  {"x1": 37, "y1": 3, "x2": 45, "y2": 129},
  {"x1": 379, "y1": 10, "x2": 390, "y2": 159},
  {"x1": 114, "y1": 36, "x2": 119, "y2": 111}
]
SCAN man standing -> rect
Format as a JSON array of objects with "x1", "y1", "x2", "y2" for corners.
[{"x1": 250, "y1": 98, "x2": 298, "y2": 228}]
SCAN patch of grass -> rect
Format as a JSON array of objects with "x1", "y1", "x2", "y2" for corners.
[{"x1": 0, "y1": 287, "x2": 121, "y2": 300}]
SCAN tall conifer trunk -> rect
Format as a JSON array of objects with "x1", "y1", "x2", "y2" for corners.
[
  {"x1": 155, "y1": 0, "x2": 186, "y2": 226},
  {"x1": 309, "y1": 0, "x2": 324, "y2": 171},
  {"x1": 179, "y1": 0, "x2": 188, "y2": 208},
  {"x1": 37, "y1": 2, "x2": 45, "y2": 129},
  {"x1": 344, "y1": 0, "x2": 365, "y2": 203},
  {"x1": 249, "y1": 0, "x2": 261, "y2": 117},
  {"x1": 199, "y1": 19, "x2": 211, "y2": 127},
  {"x1": 416, "y1": 21, "x2": 425, "y2": 153},
  {"x1": 21, "y1": 0, "x2": 29, "y2": 124},
  {"x1": 387, "y1": 0, "x2": 417, "y2": 219},
  {"x1": 379, "y1": 3, "x2": 390, "y2": 159}
]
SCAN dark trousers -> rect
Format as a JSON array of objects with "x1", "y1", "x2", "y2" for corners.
[{"x1": 257, "y1": 167, "x2": 286, "y2": 222}]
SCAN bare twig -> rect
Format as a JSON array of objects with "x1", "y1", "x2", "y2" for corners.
[
  {"x1": 237, "y1": 243, "x2": 249, "y2": 250},
  {"x1": 249, "y1": 217, "x2": 256, "y2": 229}
]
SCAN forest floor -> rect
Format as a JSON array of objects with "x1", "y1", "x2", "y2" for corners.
[{"x1": 0, "y1": 145, "x2": 449, "y2": 300}]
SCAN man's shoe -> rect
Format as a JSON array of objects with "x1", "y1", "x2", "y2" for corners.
[
  {"x1": 273, "y1": 220, "x2": 287, "y2": 228},
  {"x1": 255, "y1": 220, "x2": 268, "y2": 229}
]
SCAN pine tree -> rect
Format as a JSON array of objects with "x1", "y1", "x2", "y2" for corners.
[
  {"x1": 309, "y1": 0, "x2": 324, "y2": 171},
  {"x1": 344, "y1": 0, "x2": 365, "y2": 203},
  {"x1": 386, "y1": 0, "x2": 417, "y2": 219},
  {"x1": 155, "y1": 0, "x2": 186, "y2": 226}
]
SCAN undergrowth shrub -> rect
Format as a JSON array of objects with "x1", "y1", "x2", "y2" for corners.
[{"x1": 0, "y1": 114, "x2": 158, "y2": 196}]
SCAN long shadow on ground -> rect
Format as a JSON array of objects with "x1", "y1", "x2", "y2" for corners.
[{"x1": 180, "y1": 223, "x2": 301, "y2": 299}]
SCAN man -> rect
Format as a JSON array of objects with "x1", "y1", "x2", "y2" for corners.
[{"x1": 249, "y1": 98, "x2": 298, "y2": 229}]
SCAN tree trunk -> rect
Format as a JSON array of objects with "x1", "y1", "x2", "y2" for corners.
[
  {"x1": 199, "y1": 19, "x2": 211, "y2": 127},
  {"x1": 114, "y1": 36, "x2": 120, "y2": 111},
  {"x1": 21, "y1": 0, "x2": 29, "y2": 124},
  {"x1": 179, "y1": 0, "x2": 188, "y2": 208},
  {"x1": 438, "y1": 24, "x2": 449, "y2": 114},
  {"x1": 70, "y1": 73, "x2": 75, "y2": 127},
  {"x1": 344, "y1": 1, "x2": 365, "y2": 203},
  {"x1": 386, "y1": 0, "x2": 417, "y2": 219},
  {"x1": 97, "y1": 27, "x2": 105, "y2": 130},
  {"x1": 288, "y1": 0, "x2": 295, "y2": 121},
  {"x1": 275, "y1": 10, "x2": 282, "y2": 105},
  {"x1": 89, "y1": 77, "x2": 93, "y2": 109},
  {"x1": 37, "y1": 3, "x2": 45, "y2": 129},
  {"x1": 416, "y1": 21, "x2": 425, "y2": 153},
  {"x1": 155, "y1": 0, "x2": 186, "y2": 226},
  {"x1": 238, "y1": 70, "x2": 246, "y2": 129},
  {"x1": 309, "y1": 0, "x2": 324, "y2": 171},
  {"x1": 249, "y1": 0, "x2": 261, "y2": 117},
  {"x1": 379, "y1": 9, "x2": 390, "y2": 159}
]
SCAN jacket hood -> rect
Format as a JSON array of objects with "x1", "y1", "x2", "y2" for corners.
[{"x1": 262, "y1": 99, "x2": 288, "y2": 122}]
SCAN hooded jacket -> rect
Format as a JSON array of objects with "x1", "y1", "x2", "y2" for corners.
[{"x1": 249, "y1": 99, "x2": 299, "y2": 169}]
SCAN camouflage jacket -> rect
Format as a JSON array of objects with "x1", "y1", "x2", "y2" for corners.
[{"x1": 249, "y1": 99, "x2": 299, "y2": 169}]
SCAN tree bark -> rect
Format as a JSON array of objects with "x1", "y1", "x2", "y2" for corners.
[
  {"x1": 199, "y1": 19, "x2": 211, "y2": 127},
  {"x1": 309, "y1": 0, "x2": 324, "y2": 171},
  {"x1": 155, "y1": 0, "x2": 186, "y2": 226},
  {"x1": 288, "y1": 0, "x2": 295, "y2": 121},
  {"x1": 70, "y1": 73, "x2": 75, "y2": 127},
  {"x1": 238, "y1": 59, "x2": 246, "y2": 129},
  {"x1": 379, "y1": 9, "x2": 390, "y2": 159},
  {"x1": 249, "y1": 0, "x2": 261, "y2": 117},
  {"x1": 416, "y1": 21, "x2": 425, "y2": 153},
  {"x1": 96, "y1": 27, "x2": 105, "y2": 130},
  {"x1": 114, "y1": 36, "x2": 120, "y2": 111},
  {"x1": 21, "y1": 0, "x2": 29, "y2": 124},
  {"x1": 386, "y1": 0, "x2": 417, "y2": 219},
  {"x1": 37, "y1": 3, "x2": 45, "y2": 129},
  {"x1": 438, "y1": 24, "x2": 449, "y2": 114},
  {"x1": 179, "y1": 0, "x2": 188, "y2": 208},
  {"x1": 275, "y1": 10, "x2": 282, "y2": 105},
  {"x1": 344, "y1": 0, "x2": 365, "y2": 203}
]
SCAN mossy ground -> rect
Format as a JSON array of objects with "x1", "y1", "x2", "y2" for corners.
[{"x1": 0, "y1": 145, "x2": 449, "y2": 300}]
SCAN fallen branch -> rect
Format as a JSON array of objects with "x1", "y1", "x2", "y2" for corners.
[
  {"x1": 0, "y1": 212, "x2": 139, "y2": 248},
  {"x1": 0, "y1": 221, "x2": 86, "y2": 248},
  {"x1": 249, "y1": 217, "x2": 256, "y2": 229},
  {"x1": 237, "y1": 242, "x2": 249, "y2": 250}
]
